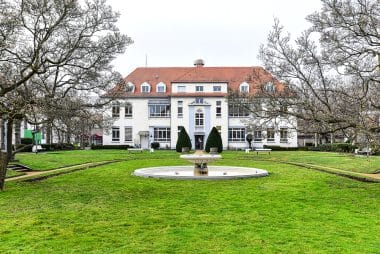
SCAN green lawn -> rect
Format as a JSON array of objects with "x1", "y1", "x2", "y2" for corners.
[
  {"x1": 1, "y1": 150, "x2": 379, "y2": 253},
  {"x1": 248, "y1": 151, "x2": 380, "y2": 174}
]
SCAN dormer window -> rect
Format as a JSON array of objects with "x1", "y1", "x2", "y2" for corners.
[
  {"x1": 141, "y1": 82, "x2": 151, "y2": 93},
  {"x1": 126, "y1": 82, "x2": 135, "y2": 92},
  {"x1": 264, "y1": 82, "x2": 275, "y2": 93},
  {"x1": 240, "y1": 82, "x2": 249, "y2": 93},
  {"x1": 156, "y1": 82, "x2": 166, "y2": 93}
]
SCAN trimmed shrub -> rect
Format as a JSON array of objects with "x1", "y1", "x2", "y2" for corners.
[
  {"x1": 205, "y1": 127, "x2": 223, "y2": 153},
  {"x1": 176, "y1": 127, "x2": 192, "y2": 152}
]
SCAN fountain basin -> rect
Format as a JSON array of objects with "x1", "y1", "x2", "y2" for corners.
[{"x1": 133, "y1": 166, "x2": 269, "y2": 180}]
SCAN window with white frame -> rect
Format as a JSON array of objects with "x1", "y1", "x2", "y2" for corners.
[
  {"x1": 178, "y1": 86, "x2": 186, "y2": 92},
  {"x1": 254, "y1": 130, "x2": 262, "y2": 142},
  {"x1": 125, "y1": 103, "x2": 132, "y2": 117},
  {"x1": 124, "y1": 127, "x2": 132, "y2": 142},
  {"x1": 228, "y1": 103, "x2": 249, "y2": 117},
  {"x1": 239, "y1": 82, "x2": 249, "y2": 93},
  {"x1": 112, "y1": 104, "x2": 120, "y2": 118},
  {"x1": 177, "y1": 101, "x2": 183, "y2": 117},
  {"x1": 216, "y1": 101, "x2": 222, "y2": 117},
  {"x1": 228, "y1": 128, "x2": 246, "y2": 142},
  {"x1": 112, "y1": 127, "x2": 120, "y2": 142},
  {"x1": 280, "y1": 128, "x2": 288, "y2": 142},
  {"x1": 195, "y1": 109, "x2": 204, "y2": 127},
  {"x1": 156, "y1": 82, "x2": 166, "y2": 93},
  {"x1": 195, "y1": 97, "x2": 204, "y2": 104},
  {"x1": 196, "y1": 85, "x2": 204, "y2": 92},
  {"x1": 154, "y1": 127, "x2": 171, "y2": 142},
  {"x1": 149, "y1": 104, "x2": 171, "y2": 117},
  {"x1": 141, "y1": 83, "x2": 151, "y2": 93},
  {"x1": 213, "y1": 85, "x2": 221, "y2": 92},
  {"x1": 267, "y1": 128, "x2": 275, "y2": 142}
]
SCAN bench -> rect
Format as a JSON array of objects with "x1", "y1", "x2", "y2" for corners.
[
  {"x1": 254, "y1": 148, "x2": 272, "y2": 155},
  {"x1": 354, "y1": 148, "x2": 372, "y2": 156},
  {"x1": 128, "y1": 148, "x2": 144, "y2": 153}
]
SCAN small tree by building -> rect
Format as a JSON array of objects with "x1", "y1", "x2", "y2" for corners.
[
  {"x1": 205, "y1": 127, "x2": 223, "y2": 153},
  {"x1": 176, "y1": 127, "x2": 192, "y2": 152}
]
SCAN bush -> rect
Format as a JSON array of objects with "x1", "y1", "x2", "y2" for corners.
[
  {"x1": 317, "y1": 143, "x2": 357, "y2": 153},
  {"x1": 150, "y1": 142, "x2": 160, "y2": 149},
  {"x1": 91, "y1": 144, "x2": 132, "y2": 150},
  {"x1": 15, "y1": 144, "x2": 32, "y2": 152},
  {"x1": 263, "y1": 145, "x2": 305, "y2": 151},
  {"x1": 176, "y1": 127, "x2": 192, "y2": 152},
  {"x1": 205, "y1": 127, "x2": 223, "y2": 153}
]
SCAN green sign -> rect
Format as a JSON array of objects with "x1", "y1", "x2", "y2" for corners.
[{"x1": 24, "y1": 129, "x2": 42, "y2": 144}]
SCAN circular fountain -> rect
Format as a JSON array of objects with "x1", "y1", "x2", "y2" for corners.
[{"x1": 133, "y1": 150, "x2": 269, "y2": 180}]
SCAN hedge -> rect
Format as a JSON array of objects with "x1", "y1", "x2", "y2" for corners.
[
  {"x1": 317, "y1": 143, "x2": 357, "y2": 153},
  {"x1": 91, "y1": 144, "x2": 133, "y2": 150}
]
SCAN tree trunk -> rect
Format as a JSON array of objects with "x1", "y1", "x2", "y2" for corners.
[
  {"x1": 6, "y1": 118, "x2": 14, "y2": 162},
  {"x1": 0, "y1": 149, "x2": 9, "y2": 191},
  {"x1": 46, "y1": 122, "x2": 52, "y2": 145},
  {"x1": 0, "y1": 119, "x2": 5, "y2": 150}
]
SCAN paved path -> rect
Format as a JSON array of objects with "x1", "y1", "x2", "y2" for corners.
[{"x1": 6, "y1": 161, "x2": 117, "y2": 182}]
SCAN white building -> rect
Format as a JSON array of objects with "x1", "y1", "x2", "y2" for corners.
[{"x1": 103, "y1": 61, "x2": 297, "y2": 150}]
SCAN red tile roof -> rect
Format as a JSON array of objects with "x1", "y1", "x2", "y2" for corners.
[{"x1": 105, "y1": 66, "x2": 284, "y2": 98}]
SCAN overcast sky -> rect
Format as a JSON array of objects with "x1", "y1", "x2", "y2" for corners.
[{"x1": 107, "y1": 0, "x2": 322, "y2": 75}]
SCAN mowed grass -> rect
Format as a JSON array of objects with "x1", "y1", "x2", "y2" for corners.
[
  {"x1": 1, "y1": 150, "x2": 379, "y2": 253},
  {"x1": 14, "y1": 150, "x2": 380, "y2": 174},
  {"x1": 249, "y1": 151, "x2": 380, "y2": 174}
]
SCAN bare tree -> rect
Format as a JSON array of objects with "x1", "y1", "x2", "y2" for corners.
[
  {"x1": 0, "y1": 0, "x2": 132, "y2": 191},
  {"x1": 250, "y1": 0, "x2": 379, "y2": 149}
]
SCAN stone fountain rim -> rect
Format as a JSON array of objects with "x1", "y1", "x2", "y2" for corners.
[{"x1": 133, "y1": 165, "x2": 269, "y2": 180}]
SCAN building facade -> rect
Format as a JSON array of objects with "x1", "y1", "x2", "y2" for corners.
[{"x1": 103, "y1": 61, "x2": 297, "y2": 150}]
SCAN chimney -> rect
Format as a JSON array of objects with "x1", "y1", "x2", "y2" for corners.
[{"x1": 194, "y1": 59, "x2": 205, "y2": 67}]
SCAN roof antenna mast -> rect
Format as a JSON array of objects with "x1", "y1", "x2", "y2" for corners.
[{"x1": 145, "y1": 54, "x2": 148, "y2": 68}]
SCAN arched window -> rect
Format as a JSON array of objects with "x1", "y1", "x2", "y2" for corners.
[
  {"x1": 125, "y1": 103, "x2": 132, "y2": 117},
  {"x1": 156, "y1": 82, "x2": 166, "y2": 93},
  {"x1": 239, "y1": 82, "x2": 249, "y2": 93},
  {"x1": 195, "y1": 109, "x2": 204, "y2": 127},
  {"x1": 141, "y1": 82, "x2": 151, "y2": 93},
  {"x1": 126, "y1": 82, "x2": 135, "y2": 92}
]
